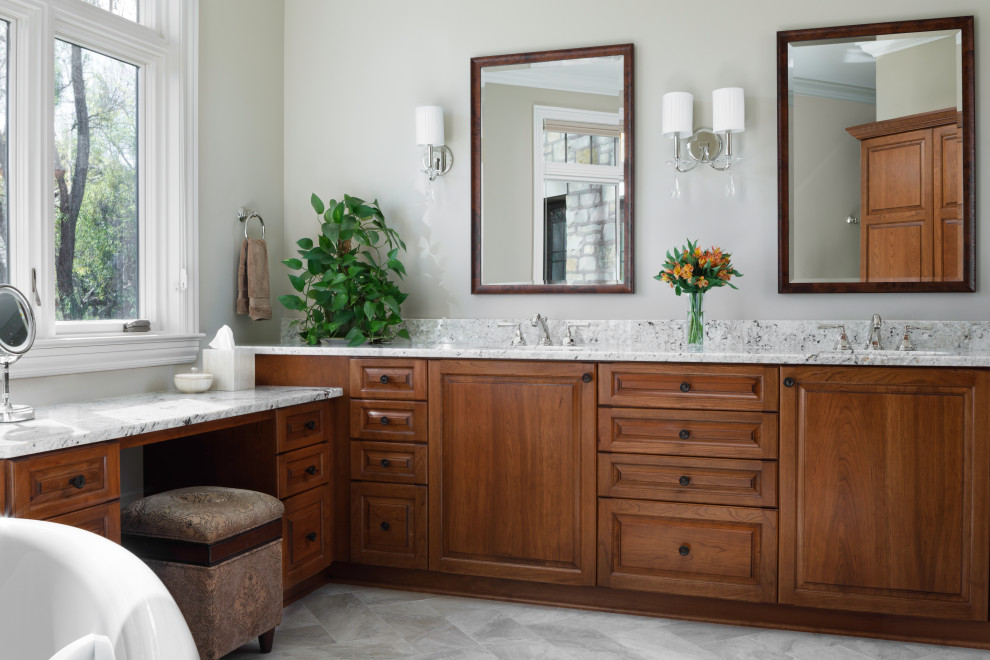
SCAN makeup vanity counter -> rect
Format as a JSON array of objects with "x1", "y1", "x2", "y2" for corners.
[{"x1": 0, "y1": 386, "x2": 344, "y2": 600}]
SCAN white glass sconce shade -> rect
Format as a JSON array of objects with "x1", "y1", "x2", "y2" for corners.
[
  {"x1": 661, "y1": 92, "x2": 693, "y2": 138},
  {"x1": 712, "y1": 87, "x2": 745, "y2": 134},
  {"x1": 415, "y1": 105, "x2": 445, "y2": 146}
]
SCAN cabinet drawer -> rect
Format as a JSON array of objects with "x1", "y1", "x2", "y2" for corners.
[
  {"x1": 48, "y1": 501, "x2": 121, "y2": 543},
  {"x1": 599, "y1": 408, "x2": 777, "y2": 459},
  {"x1": 350, "y1": 400, "x2": 427, "y2": 442},
  {"x1": 598, "y1": 454, "x2": 777, "y2": 507},
  {"x1": 277, "y1": 401, "x2": 328, "y2": 453},
  {"x1": 351, "y1": 482, "x2": 427, "y2": 569},
  {"x1": 350, "y1": 359, "x2": 427, "y2": 401},
  {"x1": 351, "y1": 441, "x2": 427, "y2": 484},
  {"x1": 10, "y1": 443, "x2": 120, "y2": 520},
  {"x1": 278, "y1": 443, "x2": 330, "y2": 499},
  {"x1": 598, "y1": 499, "x2": 777, "y2": 603},
  {"x1": 283, "y1": 485, "x2": 332, "y2": 586},
  {"x1": 599, "y1": 363, "x2": 778, "y2": 411}
]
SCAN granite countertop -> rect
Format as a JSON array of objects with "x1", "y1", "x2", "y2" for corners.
[
  {"x1": 0, "y1": 386, "x2": 342, "y2": 459},
  {"x1": 249, "y1": 341, "x2": 990, "y2": 368}
]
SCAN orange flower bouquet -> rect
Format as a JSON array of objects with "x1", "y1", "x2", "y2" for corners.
[{"x1": 654, "y1": 238, "x2": 743, "y2": 350}]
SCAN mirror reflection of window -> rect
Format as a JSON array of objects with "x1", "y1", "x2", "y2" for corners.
[{"x1": 0, "y1": 293, "x2": 27, "y2": 349}]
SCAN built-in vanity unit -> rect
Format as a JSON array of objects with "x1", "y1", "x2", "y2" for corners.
[{"x1": 244, "y1": 327, "x2": 990, "y2": 650}]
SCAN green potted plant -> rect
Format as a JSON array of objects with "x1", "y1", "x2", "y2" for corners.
[{"x1": 279, "y1": 194, "x2": 410, "y2": 346}]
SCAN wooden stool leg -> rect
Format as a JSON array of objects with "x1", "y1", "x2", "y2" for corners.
[{"x1": 258, "y1": 627, "x2": 276, "y2": 654}]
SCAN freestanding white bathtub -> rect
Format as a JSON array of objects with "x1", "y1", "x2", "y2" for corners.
[{"x1": 0, "y1": 517, "x2": 199, "y2": 660}]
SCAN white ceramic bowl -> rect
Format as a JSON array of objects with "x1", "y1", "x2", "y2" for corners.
[{"x1": 174, "y1": 367, "x2": 213, "y2": 393}]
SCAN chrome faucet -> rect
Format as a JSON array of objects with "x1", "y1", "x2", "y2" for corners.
[
  {"x1": 866, "y1": 314, "x2": 884, "y2": 350},
  {"x1": 531, "y1": 313, "x2": 552, "y2": 346}
]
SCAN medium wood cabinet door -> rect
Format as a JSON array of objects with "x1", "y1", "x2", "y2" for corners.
[
  {"x1": 429, "y1": 360, "x2": 596, "y2": 585},
  {"x1": 779, "y1": 366, "x2": 989, "y2": 620}
]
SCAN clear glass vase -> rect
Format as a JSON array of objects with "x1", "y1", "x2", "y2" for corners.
[{"x1": 685, "y1": 291, "x2": 705, "y2": 351}]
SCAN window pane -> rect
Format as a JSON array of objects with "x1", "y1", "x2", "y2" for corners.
[
  {"x1": 0, "y1": 21, "x2": 8, "y2": 284},
  {"x1": 565, "y1": 133, "x2": 592, "y2": 164},
  {"x1": 80, "y1": 0, "x2": 138, "y2": 22},
  {"x1": 544, "y1": 130, "x2": 565, "y2": 163},
  {"x1": 54, "y1": 40, "x2": 138, "y2": 321},
  {"x1": 543, "y1": 180, "x2": 618, "y2": 284},
  {"x1": 592, "y1": 135, "x2": 616, "y2": 166}
]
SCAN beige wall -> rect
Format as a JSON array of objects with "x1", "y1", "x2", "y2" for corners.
[
  {"x1": 282, "y1": 0, "x2": 989, "y2": 322},
  {"x1": 791, "y1": 94, "x2": 875, "y2": 282},
  {"x1": 481, "y1": 83, "x2": 620, "y2": 284},
  {"x1": 876, "y1": 34, "x2": 959, "y2": 120}
]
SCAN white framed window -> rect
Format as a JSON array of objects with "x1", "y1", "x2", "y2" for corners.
[
  {"x1": 532, "y1": 105, "x2": 623, "y2": 284},
  {"x1": 0, "y1": 0, "x2": 199, "y2": 377}
]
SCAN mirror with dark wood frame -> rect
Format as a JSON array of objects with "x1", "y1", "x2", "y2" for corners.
[
  {"x1": 778, "y1": 16, "x2": 974, "y2": 293},
  {"x1": 471, "y1": 44, "x2": 634, "y2": 294}
]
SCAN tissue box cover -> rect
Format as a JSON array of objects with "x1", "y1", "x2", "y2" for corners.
[{"x1": 202, "y1": 348, "x2": 255, "y2": 391}]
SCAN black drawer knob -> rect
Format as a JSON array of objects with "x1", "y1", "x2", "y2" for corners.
[
  {"x1": 784, "y1": 377, "x2": 795, "y2": 388},
  {"x1": 304, "y1": 420, "x2": 316, "y2": 431},
  {"x1": 305, "y1": 532, "x2": 317, "y2": 542},
  {"x1": 380, "y1": 458, "x2": 391, "y2": 468},
  {"x1": 679, "y1": 382, "x2": 691, "y2": 393},
  {"x1": 304, "y1": 465, "x2": 317, "y2": 475},
  {"x1": 380, "y1": 521, "x2": 390, "y2": 531},
  {"x1": 380, "y1": 416, "x2": 390, "y2": 426},
  {"x1": 582, "y1": 373, "x2": 593, "y2": 383},
  {"x1": 379, "y1": 374, "x2": 390, "y2": 385},
  {"x1": 679, "y1": 545, "x2": 690, "y2": 556},
  {"x1": 68, "y1": 475, "x2": 86, "y2": 489},
  {"x1": 678, "y1": 429, "x2": 690, "y2": 440},
  {"x1": 679, "y1": 476, "x2": 691, "y2": 487}
]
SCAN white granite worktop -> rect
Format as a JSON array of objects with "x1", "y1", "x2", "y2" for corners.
[
  {"x1": 254, "y1": 317, "x2": 990, "y2": 368},
  {"x1": 0, "y1": 386, "x2": 342, "y2": 459}
]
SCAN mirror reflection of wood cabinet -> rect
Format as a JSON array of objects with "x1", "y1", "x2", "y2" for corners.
[{"x1": 848, "y1": 108, "x2": 962, "y2": 282}]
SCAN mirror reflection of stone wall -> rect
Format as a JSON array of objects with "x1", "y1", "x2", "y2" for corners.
[
  {"x1": 479, "y1": 56, "x2": 625, "y2": 286},
  {"x1": 788, "y1": 30, "x2": 962, "y2": 283}
]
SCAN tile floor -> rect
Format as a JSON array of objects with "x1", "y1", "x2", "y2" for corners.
[{"x1": 223, "y1": 583, "x2": 990, "y2": 660}]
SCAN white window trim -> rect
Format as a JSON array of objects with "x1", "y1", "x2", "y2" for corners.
[
  {"x1": 532, "y1": 105, "x2": 621, "y2": 284},
  {"x1": 0, "y1": 0, "x2": 200, "y2": 378}
]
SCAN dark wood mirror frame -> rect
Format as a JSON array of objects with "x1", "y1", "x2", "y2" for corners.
[
  {"x1": 777, "y1": 16, "x2": 975, "y2": 293},
  {"x1": 470, "y1": 44, "x2": 634, "y2": 294}
]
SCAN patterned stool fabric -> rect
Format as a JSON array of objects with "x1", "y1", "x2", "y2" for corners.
[{"x1": 122, "y1": 486, "x2": 284, "y2": 659}]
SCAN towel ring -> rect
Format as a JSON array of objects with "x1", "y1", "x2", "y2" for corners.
[{"x1": 236, "y1": 207, "x2": 265, "y2": 240}]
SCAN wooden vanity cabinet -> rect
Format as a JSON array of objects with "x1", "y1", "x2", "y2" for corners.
[
  {"x1": 428, "y1": 360, "x2": 597, "y2": 585},
  {"x1": 779, "y1": 366, "x2": 989, "y2": 620}
]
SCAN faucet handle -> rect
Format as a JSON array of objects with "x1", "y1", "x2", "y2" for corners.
[
  {"x1": 898, "y1": 323, "x2": 934, "y2": 351},
  {"x1": 497, "y1": 322, "x2": 526, "y2": 347},
  {"x1": 818, "y1": 324, "x2": 852, "y2": 351},
  {"x1": 562, "y1": 323, "x2": 589, "y2": 346}
]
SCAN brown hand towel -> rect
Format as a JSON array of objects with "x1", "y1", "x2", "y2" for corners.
[{"x1": 236, "y1": 238, "x2": 272, "y2": 321}]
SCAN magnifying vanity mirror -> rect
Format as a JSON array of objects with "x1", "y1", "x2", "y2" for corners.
[
  {"x1": 778, "y1": 16, "x2": 974, "y2": 292},
  {"x1": 0, "y1": 285, "x2": 36, "y2": 422},
  {"x1": 471, "y1": 44, "x2": 634, "y2": 293}
]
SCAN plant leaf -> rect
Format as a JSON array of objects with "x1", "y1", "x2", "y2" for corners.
[
  {"x1": 297, "y1": 237, "x2": 314, "y2": 250},
  {"x1": 283, "y1": 258, "x2": 303, "y2": 270},
  {"x1": 278, "y1": 294, "x2": 307, "y2": 311},
  {"x1": 288, "y1": 274, "x2": 306, "y2": 292},
  {"x1": 311, "y1": 194, "x2": 325, "y2": 215}
]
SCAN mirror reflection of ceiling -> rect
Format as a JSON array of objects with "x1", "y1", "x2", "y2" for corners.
[{"x1": 481, "y1": 56, "x2": 624, "y2": 97}]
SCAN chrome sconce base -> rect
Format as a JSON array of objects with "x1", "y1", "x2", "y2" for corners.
[
  {"x1": 669, "y1": 130, "x2": 739, "y2": 173},
  {"x1": 422, "y1": 144, "x2": 453, "y2": 181}
]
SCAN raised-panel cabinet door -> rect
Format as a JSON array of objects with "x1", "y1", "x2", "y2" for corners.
[
  {"x1": 428, "y1": 360, "x2": 597, "y2": 585},
  {"x1": 779, "y1": 366, "x2": 989, "y2": 620}
]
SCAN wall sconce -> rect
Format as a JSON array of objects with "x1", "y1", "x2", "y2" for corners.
[
  {"x1": 415, "y1": 105, "x2": 453, "y2": 182},
  {"x1": 662, "y1": 87, "x2": 744, "y2": 197}
]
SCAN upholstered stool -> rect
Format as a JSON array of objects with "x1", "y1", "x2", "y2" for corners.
[{"x1": 121, "y1": 486, "x2": 284, "y2": 659}]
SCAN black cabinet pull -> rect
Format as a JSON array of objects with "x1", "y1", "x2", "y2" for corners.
[
  {"x1": 679, "y1": 382, "x2": 691, "y2": 393},
  {"x1": 679, "y1": 545, "x2": 690, "y2": 556},
  {"x1": 784, "y1": 377, "x2": 795, "y2": 388},
  {"x1": 304, "y1": 420, "x2": 316, "y2": 431},
  {"x1": 379, "y1": 374, "x2": 390, "y2": 385},
  {"x1": 679, "y1": 476, "x2": 691, "y2": 487},
  {"x1": 68, "y1": 475, "x2": 86, "y2": 489},
  {"x1": 304, "y1": 465, "x2": 317, "y2": 475},
  {"x1": 380, "y1": 521, "x2": 390, "y2": 531},
  {"x1": 305, "y1": 532, "x2": 317, "y2": 542},
  {"x1": 380, "y1": 458, "x2": 391, "y2": 468},
  {"x1": 380, "y1": 417, "x2": 390, "y2": 426},
  {"x1": 678, "y1": 429, "x2": 690, "y2": 440},
  {"x1": 582, "y1": 373, "x2": 593, "y2": 383}
]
